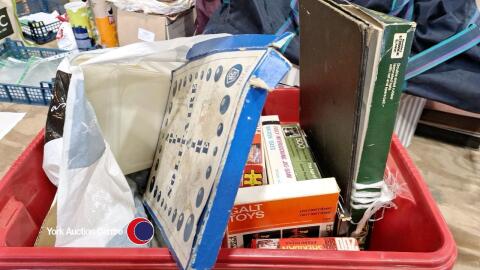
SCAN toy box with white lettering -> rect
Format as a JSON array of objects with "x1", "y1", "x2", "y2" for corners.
[
  {"x1": 261, "y1": 115, "x2": 296, "y2": 184},
  {"x1": 227, "y1": 178, "x2": 339, "y2": 248}
]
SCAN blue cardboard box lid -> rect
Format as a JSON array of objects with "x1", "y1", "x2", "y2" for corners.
[{"x1": 143, "y1": 34, "x2": 292, "y2": 270}]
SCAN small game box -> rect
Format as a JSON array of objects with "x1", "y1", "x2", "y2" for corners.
[
  {"x1": 282, "y1": 123, "x2": 322, "y2": 180},
  {"x1": 261, "y1": 115, "x2": 296, "y2": 184},
  {"x1": 251, "y1": 237, "x2": 360, "y2": 251},
  {"x1": 227, "y1": 178, "x2": 339, "y2": 248},
  {"x1": 240, "y1": 123, "x2": 266, "y2": 187}
]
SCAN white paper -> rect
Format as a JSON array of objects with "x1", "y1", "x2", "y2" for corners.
[
  {"x1": 391, "y1": 33, "x2": 407, "y2": 59},
  {"x1": 19, "y1": 11, "x2": 60, "y2": 25},
  {"x1": 0, "y1": 112, "x2": 25, "y2": 140},
  {"x1": 138, "y1": 28, "x2": 156, "y2": 42}
]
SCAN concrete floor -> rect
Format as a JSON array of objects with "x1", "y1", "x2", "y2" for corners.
[
  {"x1": 408, "y1": 136, "x2": 480, "y2": 270},
  {"x1": 0, "y1": 102, "x2": 479, "y2": 269}
]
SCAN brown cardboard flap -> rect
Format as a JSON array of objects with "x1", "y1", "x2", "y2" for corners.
[{"x1": 34, "y1": 202, "x2": 57, "y2": 247}]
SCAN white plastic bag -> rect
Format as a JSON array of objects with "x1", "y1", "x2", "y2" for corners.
[
  {"x1": 109, "y1": 0, "x2": 194, "y2": 15},
  {"x1": 56, "y1": 21, "x2": 78, "y2": 51},
  {"x1": 43, "y1": 35, "x2": 227, "y2": 246}
]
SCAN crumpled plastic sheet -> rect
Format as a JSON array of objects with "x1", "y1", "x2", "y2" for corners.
[
  {"x1": 0, "y1": 57, "x2": 27, "y2": 84},
  {"x1": 109, "y1": 0, "x2": 194, "y2": 15},
  {"x1": 20, "y1": 56, "x2": 64, "y2": 86},
  {"x1": 0, "y1": 54, "x2": 63, "y2": 86}
]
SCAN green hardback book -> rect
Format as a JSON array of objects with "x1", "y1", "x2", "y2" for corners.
[{"x1": 299, "y1": 0, "x2": 416, "y2": 237}]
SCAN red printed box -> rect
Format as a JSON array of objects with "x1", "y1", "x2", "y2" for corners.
[
  {"x1": 241, "y1": 125, "x2": 266, "y2": 187},
  {"x1": 251, "y1": 237, "x2": 359, "y2": 251}
]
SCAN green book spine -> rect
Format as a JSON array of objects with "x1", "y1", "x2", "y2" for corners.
[
  {"x1": 282, "y1": 124, "x2": 322, "y2": 181},
  {"x1": 351, "y1": 21, "x2": 416, "y2": 223}
]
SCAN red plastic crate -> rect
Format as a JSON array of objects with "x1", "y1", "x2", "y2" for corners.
[{"x1": 0, "y1": 88, "x2": 456, "y2": 269}]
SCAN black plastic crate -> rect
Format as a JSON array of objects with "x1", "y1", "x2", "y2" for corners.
[
  {"x1": 16, "y1": 0, "x2": 68, "y2": 44},
  {"x1": 21, "y1": 20, "x2": 61, "y2": 44}
]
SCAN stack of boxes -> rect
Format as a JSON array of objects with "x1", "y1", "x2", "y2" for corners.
[{"x1": 227, "y1": 115, "x2": 341, "y2": 248}]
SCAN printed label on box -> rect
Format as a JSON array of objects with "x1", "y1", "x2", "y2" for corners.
[
  {"x1": 391, "y1": 33, "x2": 407, "y2": 59},
  {"x1": 138, "y1": 27, "x2": 155, "y2": 42}
]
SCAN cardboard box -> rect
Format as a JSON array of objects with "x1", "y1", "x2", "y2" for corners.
[
  {"x1": 34, "y1": 199, "x2": 57, "y2": 247},
  {"x1": 241, "y1": 124, "x2": 266, "y2": 187},
  {"x1": 282, "y1": 123, "x2": 322, "y2": 180},
  {"x1": 227, "y1": 178, "x2": 339, "y2": 248},
  {"x1": 116, "y1": 8, "x2": 195, "y2": 46},
  {"x1": 300, "y1": 0, "x2": 416, "y2": 233},
  {"x1": 261, "y1": 115, "x2": 296, "y2": 184},
  {"x1": 251, "y1": 237, "x2": 359, "y2": 250}
]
